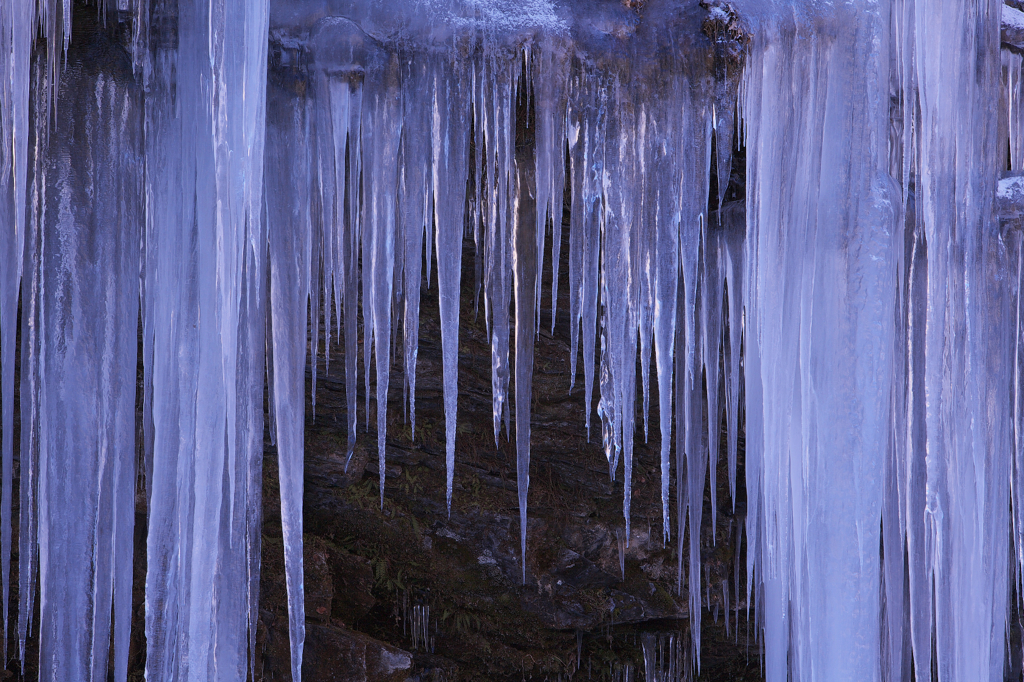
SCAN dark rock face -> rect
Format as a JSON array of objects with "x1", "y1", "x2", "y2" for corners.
[{"x1": 303, "y1": 625, "x2": 412, "y2": 682}]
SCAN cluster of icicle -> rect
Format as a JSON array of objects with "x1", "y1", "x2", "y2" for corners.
[
  {"x1": 1, "y1": 0, "x2": 278, "y2": 680},
  {"x1": 742, "y1": 0, "x2": 1021, "y2": 679},
  {"x1": 2, "y1": 0, "x2": 1024, "y2": 681},
  {"x1": 282, "y1": 8, "x2": 738, "y2": 666}
]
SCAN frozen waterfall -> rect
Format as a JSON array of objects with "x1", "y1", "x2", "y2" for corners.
[{"x1": 1, "y1": 0, "x2": 1023, "y2": 679}]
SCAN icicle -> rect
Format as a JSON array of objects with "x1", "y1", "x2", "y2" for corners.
[
  {"x1": 16, "y1": 56, "x2": 47, "y2": 663},
  {"x1": 674, "y1": 269, "x2": 687, "y2": 599},
  {"x1": 741, "y1": 3, "x2": 899, "y2": 678},
  {"x1": 637, "y1": 106, "x2": 654, "y2": 447},
  {"x1": 533, "y1": 38, "x2": 569, "y2": 333},
  {"x1": 701, "y1": 228, "x2": 723, "y2": 538},
  {"x1": 142, "y1": 0, "x2": 270, "y2": 679},
  {"x1": 568, "y1": 67, "x2": 606, "y2": 438},
  {"x1": 481, "y1": 47, "x2": 516, "y2": 446},
  {"x1": 1, "y1": 0, "x2": 33, "y2": 660},
  {"x1": 566, "y1": 96, "x2": 584, "y2": 392},
  {"x1": 722, "y1": 206, "x2": 743, "y2": 510},
  {"x1": 431, "y1": 57, "x2": 471, "y2": 514},
  {"x1": 266, "y1": 77, "x2": 311, "y2": 682},
  {"x1": 400, "y1": 56, "x2": 432, "y2": 442},
  {"x1": 33, "y1": 33, "x2": 142, "y2": 681},
  {"x1": 360, "y1": 55, "x2": 403, "y2": 506},
  {"x1": 1007, "y1": 44, "x2": 1024, "y2": 171},
  {"x1": 905, "y1": 0, "x2": 1010, "y2": 678},
  {"x1": 651, "y1": 106, "x2": 680, "y2": 544},
  {"x1": 313, "y1": 18, "x2": 365, "y2": 468},
  {"x1": 513, "y1": 63, "x2": 539, "y2": 584}
]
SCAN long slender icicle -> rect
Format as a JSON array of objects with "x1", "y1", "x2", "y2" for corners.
[
  {"x1": 534, "y1": 38, "x2": 568, "y2": 333},
  {"x1": 514, "y1": 66, "x2": 539, "y2": 584},
  {"x1": 266, "y1": 75, "x2": 311, "y2": 682},
  {"x1": 432, "y1": 58, "x2": 470, "y2": 514},
  {"x1": 400, "y1": 56, "x2": 432, "y2": 441},
  {"x1": 362, "y1": 57, "x2": 402, "y2": 506}
]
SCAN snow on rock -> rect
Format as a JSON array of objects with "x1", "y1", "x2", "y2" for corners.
[{"x1": 1005, "y1": 3, "x2": 1024, "y2": 48}]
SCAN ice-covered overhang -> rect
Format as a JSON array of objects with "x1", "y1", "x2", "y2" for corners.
[
  {"x1": 1006, "y1": 2, "x2": 1024, "y2": 49},
  {"x1": 266, "y1": 0, "x2": 745, "y2": 76},
  {"x1": 265, "y1": 0, "x2": 1024, "y2": 91}
]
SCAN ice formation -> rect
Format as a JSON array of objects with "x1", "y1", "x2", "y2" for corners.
[{"x1": 2, "y1": 0, "x2": 1024, "y2": 680}]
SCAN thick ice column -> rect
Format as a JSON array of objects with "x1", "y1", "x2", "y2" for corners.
[
  {"x1": 742, "y1": 2, "x2": 897, "y2": 679},
  {"x1": 16, "y1": 52, "x2": 45, "y2": 663},
  {"x1": 1005, "y1": 51, "x2": 1024, "y2": 171},
  {"x1": 32, "y1": 40, "x2": 143, "y2": 682},
  {"x1": 142, "y1": 0, "x2": 269, "y2": 679},
  {"x1": 906, "y1": 1, "x2": 1009, "y2": 679},
  {"x1": 141, "y1": 22, "x2": 197, "y2": 677},
  {"x1": 1, "y1": 0, "x2": 33, "y2": 658}
]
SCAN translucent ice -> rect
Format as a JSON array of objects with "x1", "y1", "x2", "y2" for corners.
[{"x1": 1, "y1": 1, "x2": 1022, "y2": 680}]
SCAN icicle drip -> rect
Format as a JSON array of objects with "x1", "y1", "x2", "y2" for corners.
[
  {"x1": 142, "y1": 0, "x2": 270, "y2": 679},
  {"x1": 432, "y1": 56, "x2": 471, "y2": 515},
  {"x1": 478, "y1": 45, "x2": 517, "y2": 446},
  {"x1": 701, "y1": 228, "x2": 723, "y2": 538},
  {"x1": 31, "y1": 37, "x2": 143, "y2": 682},
  {"x1": 1, "y1": 0, "x2": 33, "y2": 661},
  {"x1": 16, "y1": 53, "x2": 47, "y2": 664},
  {"x1": 640, "y1": 632, "x2": 686, "y2": 682},
  {"x1": 400, "y1": 56, "x2": 432, "y2": 442},
  {"x1": 1006, "y1": 51, "x2": 1024, "y2": 172},
  {"x1": 674, "y1": 79, "x2": 713, "y2": 669},
  {"x1": 513, "y1": 53, "x2": 539, "y2": 584},
  {"x1": 601, "y1": 78, "x2": 642, "y2": 533},
  {"x1": 721, "y1": 205, "x2": 743, "y2": 510},
  {"x1": 566, "y1": 65, "x2": 605, "y2": 436},
  {"x1": 899, "y1": 1, "x2": 1010, "y2": 680},
  {"x1": 741, "y1": 3, "x2": 897, "y2": 679},
  {"x1": 363, "y1": 59, "x2": 402, "y2": 507},
  {"x1": 266, "y1": 75, "x2": 311, "y2": 682},
  {"x1": 534, "y1": 38, "x2": 569, "y2": 334},
  {"x1": 324, "y1": 43, "x2": 364, "y2": 467},
  {"x1": 31, "y1": 0, "x2": 71, "y2": 115}
]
